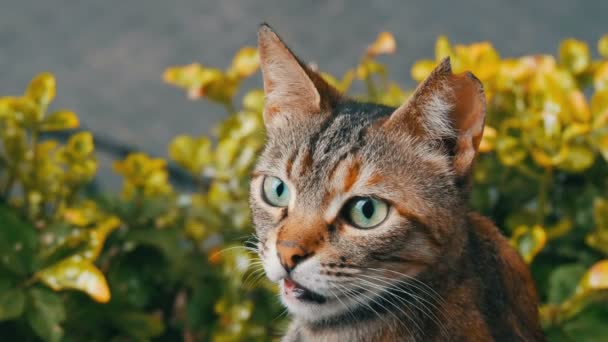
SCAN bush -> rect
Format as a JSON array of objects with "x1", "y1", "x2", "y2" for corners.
[{"x1": 1, "y1": 32, "x2": 608, "y2": 341}]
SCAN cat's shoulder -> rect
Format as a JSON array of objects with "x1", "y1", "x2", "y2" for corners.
[{"x1": 466, "y1": 212, "x2": 545, "y2": 341}]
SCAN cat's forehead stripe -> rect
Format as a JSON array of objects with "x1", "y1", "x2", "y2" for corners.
[{"x1": 342, "y1": 159, "x2": 360, "y2": 193}]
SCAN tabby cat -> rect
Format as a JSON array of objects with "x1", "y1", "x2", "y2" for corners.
[{"x1": 249, "y1": 24, "x2": 544, "y2": 341}]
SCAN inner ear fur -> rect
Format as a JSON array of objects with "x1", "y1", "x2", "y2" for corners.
[{"x1": 384, "y1": 57, "x2": 486, "y2": 177}]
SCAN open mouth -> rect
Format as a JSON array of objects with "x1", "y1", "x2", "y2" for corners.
[{"x1": 283, "y1": 278, "x2": 327, "y2": 304}]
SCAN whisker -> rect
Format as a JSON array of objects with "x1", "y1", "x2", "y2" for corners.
[
  {"x1": 345, "y1": 281, "x2": 416, "y2": 338},
  {"x1": 366, "y1": 268, "x2": 445, "y2": 303},
  {"x1": 355, "y1": 275, "x2": 446, "y2": 339},
  {"x1": 358, "y1": 272, "x2": 449, "y2": 339}
]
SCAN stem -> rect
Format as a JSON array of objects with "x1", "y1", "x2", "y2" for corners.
[
  {"x1": 195, "y1": 176, "x2": 206, "y2": 194},
  {"x1": 24, "y1": 129, "x2": 40, "y2": 219},
  {"x1": 514, "y1": 163, "x2": 542, "y2": 180},
  {"x1": 17, "y1": 274, "x2": 39, "y2": 289},
  {"x1": 0, "y1": 172, "x2": 15, "y2": 201},
  {"x1": 133, "y1": 186, "x2": 145, "y2": 224},
  {"x1": 536, "y1": 167, "x2": 552, "y2": 225},
  {"x1": 364, "y1": 76, "x2": 378, "y2": 101},
  {"x1": 223, "y1": 101, "x2": 236, "y2": 115}
]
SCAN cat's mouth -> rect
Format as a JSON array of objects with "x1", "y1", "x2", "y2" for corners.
[{"x1": 282, "y1": 278, "x2": 327, "y2": 304}]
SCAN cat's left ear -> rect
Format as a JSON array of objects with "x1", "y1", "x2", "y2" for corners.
[
  {"x1": 384, "y1": 57, "x2": 486, "y2": 177},
  {"x1": 257, "y1": 24, "x2": 341, "y2": 129}
]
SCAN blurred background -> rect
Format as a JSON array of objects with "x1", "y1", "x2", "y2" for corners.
[
  {"x1": 3, "y1": 1, "x2": 608, "y2": 341},
  {"x1": 2, "y1": 0, "x2": 607, "y2": 187}
]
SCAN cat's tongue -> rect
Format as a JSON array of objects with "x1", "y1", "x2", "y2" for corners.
[
  {"x1": 283, "y1": 278, "x2": 297, "y2": 291},
  {"x1": 283, "y1": 278, "x2": 305, "y2": 296}
]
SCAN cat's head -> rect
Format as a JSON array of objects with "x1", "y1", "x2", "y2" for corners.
[{"x1": 249, "y1": 24, "x2": 486, "y2": 323}]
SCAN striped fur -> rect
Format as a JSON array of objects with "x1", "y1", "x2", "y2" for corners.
[{"x1": 250, "y1": 24, "x2": 544, "y2": 342}]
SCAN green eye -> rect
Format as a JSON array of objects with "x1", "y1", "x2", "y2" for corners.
[
  {"x1": 262, "y1": 176, "x2": 290, "y2": 207},
  {"x1": 344, "y1": 197, "x2": 389, "y2": 229}
]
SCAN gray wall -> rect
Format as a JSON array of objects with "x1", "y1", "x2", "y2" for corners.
[{"x1": 1, "y1": 0, "x2": 607, "y2": 187}]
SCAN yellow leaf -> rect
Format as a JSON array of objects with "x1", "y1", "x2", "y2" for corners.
[
  {"x1": 84, "y1": 216, "x2": 121, "y2": 261},
  {"x1": 411, "y1": 60, "x2": 436, "y2": 82},
  {"x1": 184, "y1": 219, "x2": 206, "y2": 241},
  {"x1": 65, "y1": 132, "x2": 94, "y2": 158},
  {"x1": 594, "y1": 197, "x2": 608, "y2": 230},
  {"x1": 562, "y1": 123, "x2": 591, "y2": 142},
  {"x1": 591, "y1": 90, "x2": 608, "y2": 129},
  {"x1": 567, "y1": 90, "x2": 591, "y2": 123},
  {"x1": 26, "y1": 72, "x2": 56, "y2": 107},
  {"x1": 434, "y1": 35, "x2": 452, "y2": 61},
  {"x1": 377, "y1": 83, "x2": 408, "y2": 107},
  {"x1": 575, "y1": 260, "x2": 608, "y2": 295},
  {"x1": 37, "y1": 258, "x2": 111, "y2": 303},
  {"x1": 39, "y1": 110, "x2": 79, "y2": 132},
  {"x1": 598, "y1": 34, "x2": 608, "y2": 58},
  {"x1": 530, "y1": 147, "x2": 563, "y2": 168},
  {"x1": 62, "y1": 200, "x2": 104, "y2": 227},
  {"x1": 496, "y1": 136, "x2": 527, "y2": 166},
  {"x1": 113, "y1": 153, "x2": 166, "y2": 185},
  {"x1": 593, "y1": 130, "x2": 608, "y2": 161},
  {"x1": 559, "y1": 39, "x2": 590, "y2": 74},
  {"x1": 587, "y1": 198, "x2": 608, "y2": 253},
  {"x1": 453, "y1": 42, "x2": 500, "y2": 80},
  {"x1": 229, "y1": 47, "x2": 260, "y2": 78},
  {"x1": 478, "y1": 125, "x2": 497, "y2": 153},
  {"x1": 510, "y1": 225, "x2": 547, "y2": 264},
  {"x1": 496, "y1": 59, "x2": 534, "y2": 90},
  {"x1": 0, "y1": 97, "x2": 16, "y2": 119},
  {"x1": 163, "y1": 63, "x2": 205, "y2": 88},
  {"x1": 0, "y1": 96, "x2": 41, "y2": 125},
  {"x1": 242, "y1": 89, "x2": 265, "y2": 112},
  {"x1": 356, "y1": 59, "x2": 386, "y2": 80},
  {"x1": 366, "y1": 32, "x2": 396, "y2": 57},
  {"x1": 594, "y1": 62, "x2": 608, "y2": 91},
  {"x1": 558, "y1": 145, "x2": 595, "y2": 172},
  {"x1": 168, "y1": 135, "x2": 212, "y2": 175}
]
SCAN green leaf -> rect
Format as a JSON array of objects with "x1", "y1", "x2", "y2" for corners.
[
  {"x1": 561, "y1": 304, "x2": 608, "y2": 342},
  {"x1": 0, "y1": 205, "x2": 39, "y2": 275},
  {"x1": 548, "y1": 264, "x2": 586, "y2": 304},
  {"x1": 0, "y1": 287, "x2": 26, "y2": 321},
  {"x1": 26, "y1": 72, "x2": 56, "y2": 107},
  {"x1": 39, "y1": 110, "x2": 79, "y2": 132},
  {"x1": 111, "y1": 311, "x2": 165, "y2": 339},
  {"x1": 26, "y1": 287, "x2": 65, "y2": 342}
]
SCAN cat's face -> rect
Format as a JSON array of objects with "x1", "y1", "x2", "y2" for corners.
[{"x1": 250, "y1": 24, "x2": 486, "y2": 323}]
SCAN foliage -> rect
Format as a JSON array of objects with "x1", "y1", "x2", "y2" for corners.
[{"x1": 1, "y1": 32, "x2": 608, "y2": 341}]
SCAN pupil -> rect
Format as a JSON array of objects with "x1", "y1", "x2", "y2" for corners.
[
  {"x1": 275, "y1": 182, "x2": 284, "y2": 197},
  {"x1": 361, "y1": 200, "x2": 374, "y2": 219}
]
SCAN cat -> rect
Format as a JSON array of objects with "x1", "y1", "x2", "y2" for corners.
[{"x1": 249, "y1": 23, "x2": 544, "y2": 342}]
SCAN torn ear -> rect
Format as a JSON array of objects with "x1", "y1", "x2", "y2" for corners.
[
  {"x1": 384, "y1": 57, "x2": 486, "y2": 177},
  {"x1": 257, "y1": 24, "x2": 341, "y2": 127}
]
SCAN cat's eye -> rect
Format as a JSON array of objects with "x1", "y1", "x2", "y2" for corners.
[
  {"x1": 343, "y1": 197, "x2": 388, "y2": 229},
  {"x1": 262, "y1": 176, "x2": 290, "y2": 207}
]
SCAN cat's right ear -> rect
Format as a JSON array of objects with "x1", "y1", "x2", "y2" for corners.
[{"x1": 257, "y1": 24, "x2": 340, "y2": 129}]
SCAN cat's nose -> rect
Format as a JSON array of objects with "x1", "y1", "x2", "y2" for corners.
[{"x1": 276, "y1": 240, "x2": 312, "y2": 272}]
